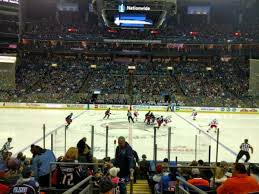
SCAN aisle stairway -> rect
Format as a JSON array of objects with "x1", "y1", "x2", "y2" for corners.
[{"x1": 127, "y1": 180, "x2": 151, "y2": 194}]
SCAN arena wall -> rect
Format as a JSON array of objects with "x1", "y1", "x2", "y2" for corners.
[{"x1": 0, "y1": 102, "x2": 258, "y2": 114}]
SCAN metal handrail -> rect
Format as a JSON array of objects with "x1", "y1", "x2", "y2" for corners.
[
  {"x1": 62, "y1": 175, "x2": 93, "y2": 194},
  {"x1": 176, "y1": 176, "x2": 207, "y2": 194}
]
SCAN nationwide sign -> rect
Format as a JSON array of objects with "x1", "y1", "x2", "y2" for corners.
[
  {"x1": 126, "y1": 6, "x2": 150, "y2": 11},
  {"x1": 118, "y1": 4, "x2": 151, "y2": 12}
]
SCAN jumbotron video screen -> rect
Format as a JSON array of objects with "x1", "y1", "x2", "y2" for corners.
[{"x1": 102, "y1": 0, "x2": 174, "y2": 29}]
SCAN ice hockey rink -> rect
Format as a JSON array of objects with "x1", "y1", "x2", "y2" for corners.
[{"x1": 0, "y1": 108, "x2": 259, "y2": 163}]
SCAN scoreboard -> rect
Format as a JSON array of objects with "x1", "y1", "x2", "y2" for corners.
[{"x1": 102, "y1": 1, "x2": 173, "y2": 29}]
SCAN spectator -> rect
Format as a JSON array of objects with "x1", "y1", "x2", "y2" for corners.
[
  {"x1": 210, "y1": 161, "x2": 231, "y2": 188},
  {"x1": 158, "y1": 167, "x2": 178, "y2": 194},
  {"x1": 188, "y1": 168, "x2": 210, "y2": 191},
  {"x1": 217, "y1": 163, "x2": 259, "y2": 194},
  {"x1": 99, "y1": 176, "x2": 114, "y2": 194},
  {"x1": 9, "y1": 166, "x2": 40, "y2": 194},
  {"x1": 31, "y1": 145, "x2": 56, "y2": 187},
  {"x1": 153, "y1": 165, "x2": 164, "y2": 183},
  {"x1": 54, "y1": 147, "x2": 84, "y2": 189},
  {"x1": 132, "y1": 150, "x2": 139, "y2": 183},
  {"x1": 109, "y1": 167, "x2": 122, "y2": 193},
  {"x1": 0, "y1": 183, "x2": 10, "y2": 194},
  {"x1": 139, "y1": 154, "x2": 149, "y2": 179},
  {"x1": 77, "y1": 137, "x2": 92, "y2": 163},
  {"x1": 197, "y1": 159, "x2": 213, "y2": 181},
  {"x1": 113, "y1": 136, "x2": 134, "y2": 183}
]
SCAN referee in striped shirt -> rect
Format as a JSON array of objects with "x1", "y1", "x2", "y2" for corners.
[{"x1": 236, "y1": 139, "x2": 253, "y2": 163}]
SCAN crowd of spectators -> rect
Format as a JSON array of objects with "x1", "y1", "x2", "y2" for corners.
[
  {"x1": 21, "y1": 13, "x2": 259, "y2": 44},
  {"x1": 146, "y1": 159, "x2": 259, "y2": 194},
  {"x1": 1, "y1": 136, "x2": 259, "y2": 194},
  {"x1": 0, "y1": 55, "x2": 254, "y2": 107}
]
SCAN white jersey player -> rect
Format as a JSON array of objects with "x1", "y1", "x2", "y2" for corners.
[
  {"x1": 191, "y1": 110, "x2": 198, "y2": 120},
  {"x1": 207, "y1": 119, "x2": 219, "y2": 133},
  {"x1": 133, "y1": 110, "x2": 139, "y2": 121}
]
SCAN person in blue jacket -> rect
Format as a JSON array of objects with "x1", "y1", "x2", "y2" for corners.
[{"x1": 31, "y1": 145, "x2": 56, "y2": 187}]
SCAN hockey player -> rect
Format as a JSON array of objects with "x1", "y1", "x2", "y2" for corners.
[
  {"x1": 144, "y1": 111, "x2": 151, "y2": 123},
  {"x1": 157, "y1": 116, "x2": 164, "y2": 128},
  {"x1": 191, "y1": 110, "x2": 198, "y2": 120},
  {"x1": 164, "y1": 116, "x2": 172, "y2": 126},
  {"x1": 133, "y1": 110, "x2": 139, "y2": 122},
  {"x1": 207, "y1": 119, "x2": 218, "y2": 133},
  {"x1": 150, "y1": 112, "x2": 156, "y2": 124},
  {"x1": 127, "y1": 110, "x2": 134, "y2": 123},
  {"x1": 65, "y1": 113, "x2": 73, "y2": 129},
  {"x1": 103, "y1": 108, "x2": 111, "y2": 119}
]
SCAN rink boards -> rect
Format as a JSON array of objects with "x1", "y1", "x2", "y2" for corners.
[{"x1": 0, "y1": 102, "x2": 259, "y2": 114}]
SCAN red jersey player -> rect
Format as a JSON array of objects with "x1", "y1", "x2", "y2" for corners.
[
  {"x1": 207, "y1": 119, "x2": 218, "y2": 133},
  {"x1": 157, "y1": 116, "x2": 164, "y2": 128}
]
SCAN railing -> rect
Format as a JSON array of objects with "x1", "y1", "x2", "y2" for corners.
[
  {"x1": 62, "y1": 175, "x2": 93, "y2": 194},
  {"x1": 176, "y1": 176, "x2": 208, "y2": 194}
]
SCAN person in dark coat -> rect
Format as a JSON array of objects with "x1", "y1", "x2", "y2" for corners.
[
  {"x1": 133, "y1": 150, "x2": 139, "y2": 183},
  {"x1": 113, "y1": 136, "x2": 134, "y2": 180},
  {"x1": 77, "y1": 137, "x2": 92, "y2": 163}
]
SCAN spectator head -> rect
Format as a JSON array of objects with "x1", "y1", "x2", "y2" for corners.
[
  {"x1": 118, "y1": 136, "x2": 126, "y2": 148},
  {"x1": 7, "y1": 158, "x2": 20, "y2": 171},
  {"x1": 22, "y1": 166, "x2": 33, "y2": 178},
  {"x1": 220, "y1": 161, "x2": 229, "y2": 171},
  {"x1": 233, "y1": 163, "x2": 247, "y2": 175},
  {"x1": 198, "y1": 160, "x2": 204, "y2": 166},
  {"x1": 2, "y1": 152, "x2": 10, "y2": 161},
  {"x1": 156, "y1": 164, "x2": 162, "y2": 174},
  {"x1": 82, "y1": 137, "x2": 87, "y2": 142},
  {"x1": 109, "y1": 167, "x2": 120, "y2": 178},
  {"x1": 191, "y1": 168, "x2": 200, "y2": 178},
  {"x1": 163, "y1": 158, "x2": 169, "y2": 163},
  {"x1": 30, "y1": 145, "x2": 40, "y2": 155},
  {"x1": 142, "y1": 154, "x2": 147, "y2": 160},
  {"x1": 63, "y1": 147, "x2": 78, "y2": 161},
  {"x1": 16, "y1": 152, "x2": 23, "y2": 160},
  {"x1": 190, "y1": 160, "x2": 198, "y2": 166},
  {"x1": 99, "y1": 177, "x2": 113, "y2": 194},
  {"x1": 244, "y1": 139, "x2": 248, "y2": 143},
  {"x1": 7, "y1": 138, "x2": 12, "y2": 142}
]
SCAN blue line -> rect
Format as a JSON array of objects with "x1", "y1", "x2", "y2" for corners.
[
  {"x1": 173, "y1": 112, "x2": 239, "y2": 159},
  {"x1": 14, "y1": 110, "x2": 88, "y2": 156}
]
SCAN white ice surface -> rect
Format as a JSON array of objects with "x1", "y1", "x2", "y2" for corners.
[{"x1": 0, "y1": 108, "x2": 258, "y2": 163}]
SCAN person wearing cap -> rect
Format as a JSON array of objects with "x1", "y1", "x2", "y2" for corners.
[
  {"x1": 10, "y1": 166, "x2": 40, "y2": 194},
  {"x1": 187, "y1": 168, "x2": 210, "y2": 191},
  {"x1": 217, "y1": 163, "x2": 259, "y2": 194},
  {"x1": 109, "y1": 167, "x2": 121, "y2": 194}
]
